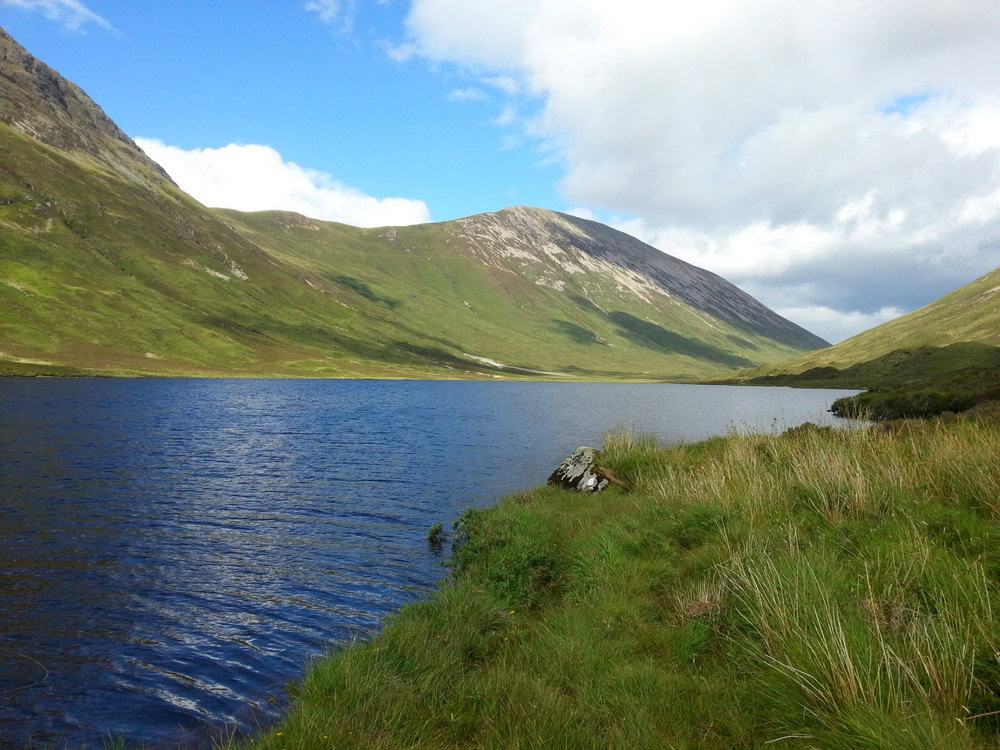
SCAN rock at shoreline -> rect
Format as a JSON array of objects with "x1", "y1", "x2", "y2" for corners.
[{"x1": 548, "y1": 446, "x2": 609, "y2": 493}]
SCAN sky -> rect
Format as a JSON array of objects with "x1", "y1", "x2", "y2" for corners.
[{"x1": 3, "y1": 0, "x2": 1000, "y2": 344}]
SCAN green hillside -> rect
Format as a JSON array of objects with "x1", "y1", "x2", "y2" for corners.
[
  {"x1": 718, "y1": 266, "x2": 1000, "y2": 419},
  {"x1": 219, "y1": 207, "x2": 826, "y2": 380},
  {"x1": 751, "y1": 265, "x2": 1000, "y2": 377},
  {"x1": 0, "y1": 26, "x2": 827, "y2": 380}
]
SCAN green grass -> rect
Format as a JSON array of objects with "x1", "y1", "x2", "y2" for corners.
[{"x1": 221, "y1": 412, "x2": 1000, "y2": 749}]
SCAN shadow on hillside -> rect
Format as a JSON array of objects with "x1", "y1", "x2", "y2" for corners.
[
  {"x1": 569, "y1": 295, "x2": 605, "y2": 315},
  {"x1": 728, "y1": 334, "x2": 759, "y2": 351},
  {"x1": 334, "y1": 275, "x2": 401, "y2": 310},
  {"x1": 566, "y1": 296, "x2": 753, "y2": 368},
  {"x1": 609, "y1": 312, "x2": 755, "y2": 368},
  {"x1": 552, "y1": 319, "x2": 604, "y2": 345},
  {"x1": 728, "y1": 342, "x2": 1000, "y2": 421},
  {"x1": 742, "y1": 342, "x2": 1000, "y2": 389}
]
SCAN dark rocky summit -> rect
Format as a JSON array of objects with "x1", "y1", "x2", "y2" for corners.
[{"x1": 0, "y1": 26, "x2": 173, "y2": 187}]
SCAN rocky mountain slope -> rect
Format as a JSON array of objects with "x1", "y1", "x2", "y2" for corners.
[
  {"x1": 449, "y1": 206, "x2": 825, "y2": 351},
  {"x1": 0, "y1": 27, "x2": 827, "y2": 379},
  {"x1": 0, "y1": 26, "x2": 171, "y2": 188}
]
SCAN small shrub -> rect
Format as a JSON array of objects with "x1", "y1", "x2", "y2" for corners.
[{"x1": 427, "y1": 521, "x2": 446, "y2": 545}]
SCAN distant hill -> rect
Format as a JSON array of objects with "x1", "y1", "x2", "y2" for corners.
[
  {"x1": 0, "y1": 27, "x2": 827, "y2": 379},
  {"x1": 723, "y1": 266, "x2": 1000, "y2": 419},
  {"x1": 750, "y1": 265, "x2": 1000, "y2": 377}
]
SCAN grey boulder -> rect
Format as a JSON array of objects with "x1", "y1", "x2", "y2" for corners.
[{"x1": 548, "y1": 446, "x2": 609, "y2": 493}]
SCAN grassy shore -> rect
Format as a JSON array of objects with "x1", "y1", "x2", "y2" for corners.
[
  {"x1": 229, "y1": 410, "x2": 1000, "y2": 749},
  {"x1": 713, "y1": 343, "x2": 1000, "y2": 421}
]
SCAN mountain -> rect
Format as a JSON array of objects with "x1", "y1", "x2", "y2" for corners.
[{"x1": 0, "y1": 27, "x2": 827, "y2": 379}]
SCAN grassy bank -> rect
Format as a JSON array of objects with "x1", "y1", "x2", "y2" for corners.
[
  {"x1": 717, "y1": 343, "x2": 1000, "y2": 421},
  {"x1": 230, "y1": 413, "x2": 1000, "y2": 749}
]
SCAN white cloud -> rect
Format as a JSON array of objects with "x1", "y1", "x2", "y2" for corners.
[
  {"x1": 397, "y1": 0, "x2": 1000, "y2": 341},
  {"x1": 492, "y1": 105, "x2": 517, "y2": 126},
  {"x1": 447, "y1": 86, "x2": 487, "y2": 101},
  {"x1": 135, "y1": 139, "x2": 430, "y2": 228},
  {"x1": 484, "y1": 75, "x2": 519, "y2": 96},
  {"x1": 385, "y1": 41, "x2": 419, "y2": 62},
  {"x1": 304, "y1": 0, "x2": 356, "y2": 31},
  {"x1": 404, "y1": 0, "x2": 539, "y2": 71},
  {"x1": 305, "y1": 0, "x2": 340, "y2": 23},
  {"x1": 498, "y1": 134, "x2": 523, "y2": 152},
  {"x1": 1, "y1": 0, "x2": 111, "y2": 31},
  {"x1": 564, "y1": 206, "x2": 597, "y2": 222}
]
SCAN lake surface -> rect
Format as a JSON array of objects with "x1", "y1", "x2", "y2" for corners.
[{"x1": 0, "y1": 379, "x2": 859, "y2": 748}]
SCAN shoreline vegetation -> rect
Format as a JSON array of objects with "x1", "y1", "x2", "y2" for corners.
[
  {"x1": 221, "y1": 406, "x2": 1000, "y2": 750},
  {"x1": 712, "y1": 343, "x2": 1000, "y2": 422}
]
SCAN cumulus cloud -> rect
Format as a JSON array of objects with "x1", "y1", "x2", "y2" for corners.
[
  {"x1": 396, "y1": 0, "x2": 1000, "y2": 342},
  {"x1": 1, "y1": 0, "x2": 111, "y2": 31},
  {"x1": 136, "y1": 139, "x2": 430, "y2": 228}
]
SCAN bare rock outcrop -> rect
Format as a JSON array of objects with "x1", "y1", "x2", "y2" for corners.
[{"x1": 548, "y1": 446, "x2": 609, "y2": 493}]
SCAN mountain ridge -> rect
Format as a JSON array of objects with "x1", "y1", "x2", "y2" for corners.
[
  {"x1": 453, "y1": 205, "x2": 826, "y2": 351},
  {"x1": 0, "y1": 26, "x2": 172, "y2": 189}
]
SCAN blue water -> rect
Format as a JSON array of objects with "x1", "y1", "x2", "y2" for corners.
[{"x1": 0, "y1": 379, "x2": 859, "y2": 748}]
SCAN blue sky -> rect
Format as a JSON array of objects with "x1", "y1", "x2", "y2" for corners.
[
  {"x1": 0, "y1": 1, "x2": 560, "y2": 222},
  {"x1": 3, "y1": 0, "x2": 1000, "y2": 344}
]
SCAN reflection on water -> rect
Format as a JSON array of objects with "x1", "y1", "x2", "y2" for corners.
[{"x1": 0, "y1": 379, "x2": 859, "y2": 747}]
